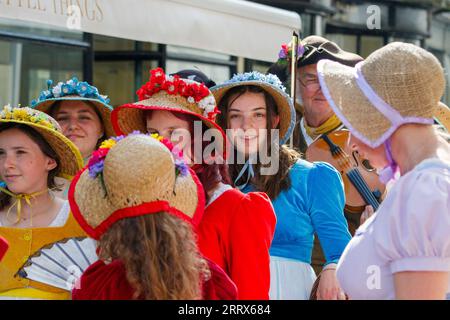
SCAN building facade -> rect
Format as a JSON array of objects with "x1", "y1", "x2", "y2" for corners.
[
  {"x1": 251, "y1": 0, "x2": 450, "y2": 105},
  {"x1": 0, "y1": 0, "x2": 299, "y2": 108}
]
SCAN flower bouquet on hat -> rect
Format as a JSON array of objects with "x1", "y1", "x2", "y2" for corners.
[
  {"x1": 15, "y1": 131, "x2": 200, "y2": 293},
  {"x1": 111, "y1": 67, "x2": 228, "y2": 162},
  {"x1": 31, "y1": 77, "x2": 115, "y2": 138},
  {"x1": 69, "y1": 130, "x2": 203, "y2": 239}
]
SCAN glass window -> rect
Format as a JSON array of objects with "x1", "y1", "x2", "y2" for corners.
[
  {"x1": 141, "y1": 60, "x2": 160, "y2": 81},
  {"x1": 360, "y1": 36, "x2": 384, "y2": 58},
  {"x1": 247, "y1": 60, "x2": 271, "y2": 74},
  {"x1": 166, "y1": 45, "x2": 232, "y2": 84},
  {"x1": 141, "y1": 42, "x2": 159, "y2": 51},
  {"x1": 325, "y1": 33, "x2": 357, "y2": 53},
  {"x1": 391, "y1": 37, "x2": 421, "y2": 46},
  {"x1": 0, "y1": 40, "x2": 19, "y2": 107},
  {"x1": 300, "y1": 13, "x2": 312, "y2": 37},
  {"x1": 94, "y1": 61, "x2": 135, "y2": 107},
  {"x1": 19, "y1": 42, "x2": 83, "y2": 106},
  {"x1": 0, "y1": 39, "x2": 83, "y2": 107},
  {"x1": 94, "y1": 35, "x2": 134, "y2": 51},
  {"x1": 395, "y1": 7, "x2": 428, "y2": 34}
]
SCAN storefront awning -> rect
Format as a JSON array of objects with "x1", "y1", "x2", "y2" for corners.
[{"x1": 0, "y1": 0, "x2": 301, "y2": 62}]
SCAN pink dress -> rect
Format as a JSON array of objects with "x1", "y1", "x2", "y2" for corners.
[{"x1": 336, "y1": 158, "x2": 450, "y2": 299}]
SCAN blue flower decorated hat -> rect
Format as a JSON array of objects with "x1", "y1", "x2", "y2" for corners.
[
  {"x1": 211, "y1": 72, "x2": 296, "y2": 145},
  {"x1": 31, "y1": 78, "x2": 115, "y2": 138}
]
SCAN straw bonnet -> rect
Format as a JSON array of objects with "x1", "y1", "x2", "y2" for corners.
[
  {"x1": 31, "y1": 78, "x2": 115, "y2": 138},
  {"x1": 112, "y1": 67, "x2": 227, "y2": 160},
  {"x1": 317, "y1": 42, "x2": 445, "y2": 148},
  {"x1": 211, "y1": 71, "x2": 296, "y2": 145},
  {"x1": 68, "y1": 132, "x2": 205, "y2": 240},
  {"x1": 0, "y1": 105, "x2": 83, "y2": 179}
]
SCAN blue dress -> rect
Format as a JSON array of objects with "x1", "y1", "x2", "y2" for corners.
[{"x1": 242, "y1": 159, "x2": 351, "y2": 299}]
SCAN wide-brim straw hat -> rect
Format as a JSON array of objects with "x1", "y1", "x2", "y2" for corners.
[
  {"x1": 34, "y1": 96, "x2": 115, "y2": 138},
  {"x1": 211, "y1": 72, "x2": 296, "y2": 145},
  {"x1": 0, "y1": 106, "x2": 83, "y2": 179},
  {"x1": 69, "y1": 133, "x2": 205, "y2": 240},
  {"x1": 112, "y1": 68, "x2": 228, "y2": 160},
  {"x1": 317, "y1": 42, "x2": 445, "y2": 148}
]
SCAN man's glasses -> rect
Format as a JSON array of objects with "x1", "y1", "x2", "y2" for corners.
[{"x1": 297, "y1": 76, "x2": 321, "y2": 92}]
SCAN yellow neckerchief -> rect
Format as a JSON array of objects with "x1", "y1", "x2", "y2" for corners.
[
  {"x1": 0, "y1": 187, "x2": 50, "y2": 226},
  {"x1": 304, "y1": 114, "x2": 342, "y2": 140}
]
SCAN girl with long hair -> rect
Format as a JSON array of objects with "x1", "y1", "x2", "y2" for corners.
[
  {"x1": 70, "y1": 133, "x2": 237, "y2": 299},
  {"x1": 111, "y1": 68, "x2": 276, "y2": 299},
  {"x1": 0, "y1": 106, "x2": 85, "y2": 299},
  {"x1": 212, "y1": 72, "x2": 351, "y2": 300}
]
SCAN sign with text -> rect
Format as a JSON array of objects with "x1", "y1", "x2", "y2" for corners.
[{"x1": 0, "y1": 0, "x2": 301, "y2": 62}]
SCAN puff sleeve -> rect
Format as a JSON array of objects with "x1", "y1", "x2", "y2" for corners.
[{"x1": 373, "y1": 169, "x2": 450, "y2": 274}]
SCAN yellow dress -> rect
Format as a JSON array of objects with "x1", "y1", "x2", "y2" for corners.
[{"x1": 0, "y1": 202, "x2": 86, "y2": 299}]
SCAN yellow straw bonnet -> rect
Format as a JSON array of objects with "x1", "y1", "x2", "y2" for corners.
[
  {"x1": 68, "y1": 132, "x2": 205, "y2": 239},
  {"x1": 0, "y1": 105, "x2": 83, "y2": 179},
  {"x1": 317, "y1": 42, "x2": 445, "y2": 148}
]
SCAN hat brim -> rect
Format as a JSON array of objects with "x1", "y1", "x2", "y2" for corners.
[
  {"x1": 317, "y1": 59, "x2": 401, "y2": 148},
  {"x1": 211, "y1": 81, "x2": 296, "y2": 145},
  {"x1": 33, "y1": 97, "x2": 115, "y2": 138},
  {"x1": 0, "y1": 119, "x2": 83, "y2": 179},
  {"x1": 111, "y1": 103, "x2": 229, "y2": 161},
  {"x1": 68, "y1": 166, "x2": 205, "y2": 240},
  {"x1": 434, "y1": 102, "x2": 450, "y2": 132},
  {"x1": 317, "y1": 59, "x2": 439, "y2": 148}
]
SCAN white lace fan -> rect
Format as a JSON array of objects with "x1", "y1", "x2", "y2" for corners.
[{"x1": 17, "y1": 237, "x2": 98, "y2": 291}]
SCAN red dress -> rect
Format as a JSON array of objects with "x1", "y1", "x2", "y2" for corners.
[
  {"x1": 197, "y1": 188, "x2": 276, "y2": 300},
  {"x1": 0, "y1": 236, "x2": 8, "y2": 262},
  {"x1": 72, "y1": 258, "x2": 237, "y2": 300}
]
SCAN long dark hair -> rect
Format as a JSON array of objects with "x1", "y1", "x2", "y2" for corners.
[
  {"x1": 145, "y1": 110, "x2": 231, "y2": 203},
  {"x1": 0, "y1": 123, "x2": 62, "y2": 210},
  {"x1": 217, "y1": 85, "x2": 300, "y2": 200}
]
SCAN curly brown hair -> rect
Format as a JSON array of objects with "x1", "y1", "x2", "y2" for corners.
[{"x1": 98, "y1": 213, "x2": 210, "y2": 300}]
